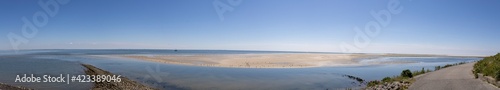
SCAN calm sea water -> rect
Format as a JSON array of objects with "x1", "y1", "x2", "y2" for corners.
[{"x1": 0, "y1": 50, "x2": 480, "y2": 90}]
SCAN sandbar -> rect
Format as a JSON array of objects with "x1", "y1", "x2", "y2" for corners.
[{"x1": 120, "y1": 53, "x2": 379, "y2": 68}]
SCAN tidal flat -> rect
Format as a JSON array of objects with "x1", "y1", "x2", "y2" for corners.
[{"x1": 0, "y1": 50, "x2": 480, "y2": 90}]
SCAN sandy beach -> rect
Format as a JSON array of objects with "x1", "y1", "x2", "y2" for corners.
[
  {"x1": 120, "y1": 53, "x2": 465, "y2": 68},
  {"x1": 120, "y1": 53, "x2": 385, "y2": 68}
]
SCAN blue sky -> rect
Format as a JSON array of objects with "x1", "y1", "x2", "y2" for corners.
[{"x1": 1, "y1": 0, "x2": 499, "y2": 56}]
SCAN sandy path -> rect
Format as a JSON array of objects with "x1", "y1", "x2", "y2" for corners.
[{"x1": 409, "y1": 62, "x2": 499, "y2": 90}]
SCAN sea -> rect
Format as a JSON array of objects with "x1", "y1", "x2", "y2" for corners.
[{"x1": 0, "y1": 49, "x2": 480, "y2": 90}]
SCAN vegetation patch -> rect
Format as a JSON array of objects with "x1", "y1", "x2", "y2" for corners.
[{"x1": 473, "y1": 53, "x2": 500, "y2": 81}]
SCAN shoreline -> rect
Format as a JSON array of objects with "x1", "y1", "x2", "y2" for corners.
[
  {"x1": 0, "y1": 83, "x2": 31, "y2": 90},
  {"x1": 117, "y1": 53, "x2": 465, "y2": 68},
  {"x1": 81, "y1": 64, "x2": 157, "y2": 90}
]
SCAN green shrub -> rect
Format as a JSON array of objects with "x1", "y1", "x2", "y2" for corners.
[
  {"x1": 496, "y1": 71, "x2": 500, "y2": 81},
  {"x1": 412, "y1": 67, "x2": 428, "y2": 76},
  {"x1": 435, "y1": 66, "x2": 441, "y2": 71},
  {"x1": 443, "y1": 64, "x2": 453, "y2": 68},
  {"x1": 401, "y1": 69, "x2": 413, "y2": 78},
  {"x1": 474, "y1": 53, "x2": 500, "y2": 79},
  {"x1": 474, "y1": 72, "x2": 479, "y2": 79},
  {"x1": 382, "y1": 77, "x2": 392, "y2": 82},
  {"x1": 367, "y1": 80, "x2": 381, "y2": 87}
]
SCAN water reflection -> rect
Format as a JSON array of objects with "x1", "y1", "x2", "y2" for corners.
[
  {"x1": 0, "y1": 50, "x2": 480, "y2": 90},
  {"x1": 0, "y1": 55, "x2": 92, "y2": 90}
]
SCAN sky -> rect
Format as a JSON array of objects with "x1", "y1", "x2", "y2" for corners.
[{"x1": 0, "y1": 0, "x2": 499, "y2": 56}]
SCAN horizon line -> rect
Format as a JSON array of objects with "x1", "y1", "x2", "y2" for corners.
[{"x1": 0, "y1": 48, "x2": 492, "y2": 57}]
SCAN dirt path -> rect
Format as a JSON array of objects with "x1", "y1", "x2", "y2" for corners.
[{"x1": 409, "y1": 62, "x2": 498, "y2": 90}]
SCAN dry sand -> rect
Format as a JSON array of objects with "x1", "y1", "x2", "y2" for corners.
[{"x1": 121, "y1": 53, "x2": 378, "y2": 68}]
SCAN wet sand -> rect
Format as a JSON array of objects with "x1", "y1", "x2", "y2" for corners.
[
  {"x1": 120, "y1": 53, "x2": 465, "y2": 68},
  {"x1": 120, "y1": 53, "x2": 425, "y2": 68}
]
